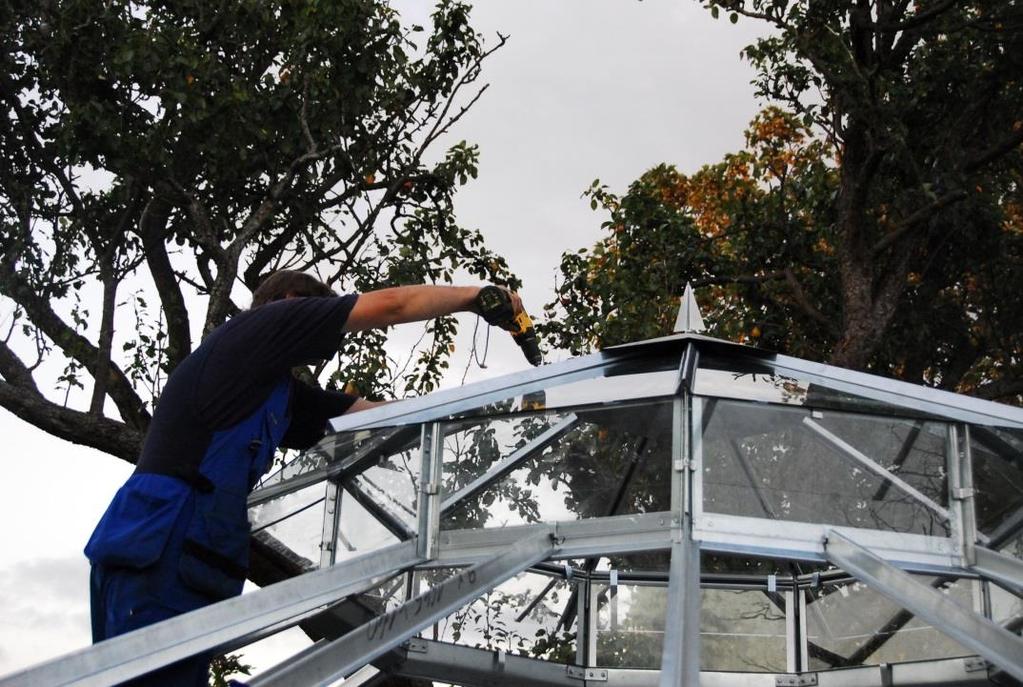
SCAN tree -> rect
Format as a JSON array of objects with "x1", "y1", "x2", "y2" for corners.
[
  {"x1": 0, "y1": 1, "x2": 512, "y2": 676},
  {"x1": 0, "y1": 0, "x2": 518, "y2": 461},
  {"x1": 544, "y1": 0, "x2": 1023, "y2": 399}
]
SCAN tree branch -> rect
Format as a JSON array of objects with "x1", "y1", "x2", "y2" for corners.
[
  {"x1": 783, "y1": 267, "x2": 833, "y2": 326},
  {"x1": 138, "y1": 195, "x2": 192, "y2": 370},
  {"x1": 974, "y1": 376, "x2": 1023, "y2": 402},
  {"x1": 0, "y1": 377, "x2": 143, "y2": 463},
  {"x1": 872, "y1": 189, "x2": 968, "y2": 254},
  {"x1": 0, "y1": 257, "x2": 151, "y2": 430},
  {"x1": 870, "y1": 0, "x2": 958, "y2": 32}
]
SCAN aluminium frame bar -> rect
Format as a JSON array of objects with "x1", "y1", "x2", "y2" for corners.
[
  {"x1": 658, "y1": 529, "x2": 701, "y2": 687},
  {"x1": 0, "y1": 541, "x2": 423, "y2": 687},
  {"x1": 441, "y1": 413, "x2": 580, "y2": 513},
  {"x1": 824, "y1": 528, "x2": 1023, "y2": 682},
  {"x1": 250, "y1": 530, "x2": 558, "y2": 686},
  {"x1": 803, "y1": 418, "x2": 950, "y2": 522},
  {"x1": 764, "y1": 349, "x2": 1023, "y2": 429},
  {"x1": 972, "y1": 545, "x2": 1023, "y2": 597},
  {"x1": 432, "y1": 511, "x2": 675, "y2": 566}
]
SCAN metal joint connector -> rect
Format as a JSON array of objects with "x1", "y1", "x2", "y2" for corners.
[
  {"x1": 566, "y1": 666, "x2": 608, "y2": 681},
  {"x1": 963, "y1": 656, "x2": 990, "y2": 673},
  {"x1": 405, "y1": 638, "x2": 429, "y2": 654},
  {"x1": 776, "y1": 673, "x2": 818, "y2": 686}
]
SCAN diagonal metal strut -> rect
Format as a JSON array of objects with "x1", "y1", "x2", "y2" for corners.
[
  {"x1": 0, "y1": 541, "x2": 423, "y2": 687},
  {"x1": 824, "y1": 529, "x2": 1023, "y2": 682},
  {"x1": 250, "y1": 529, "x2": 559, "y2": 686}
]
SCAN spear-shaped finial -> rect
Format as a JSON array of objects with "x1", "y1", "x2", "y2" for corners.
[{"x1": 673, "y1": 282, "x2": 706, "y2": 333}]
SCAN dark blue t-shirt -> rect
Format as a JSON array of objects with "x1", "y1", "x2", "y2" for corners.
[{"x1": 135, "y1": 295, "x2": 358, "y2": 481}]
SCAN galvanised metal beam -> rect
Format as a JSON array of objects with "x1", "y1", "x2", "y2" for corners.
[
  {"x1": 824, "y1": 529, "x2": 1023, "y2": 682},
  {"x1": 658, "y1": 530, "x2": 700, "y2": 687},
  {"x1": 389, "y1": 640, "x2": 1000, "y2": 686},
  {"x1": 250, "y1": 530, "x2": 558, "y2": 686},
  {"x1": 395, "y1": 637, "x2": 577, "y2": 686},
  {"x1": 765, "y1": 351, "x2": 1023, "y2": 429},
  {"x1": 441, "y1": 414, "x2": 580, "y2": 514},
  {"x1": 431, "y1": 512, "x2": 675, "y2": 567},
  {"x1": 972, "y1": 546, "x2": 1023, "y2": 597},
  {"x1": 0, "y1": 541, "x2": 422, "y2": 687}
]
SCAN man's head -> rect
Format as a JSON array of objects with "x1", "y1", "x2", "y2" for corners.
[{"x1": 251, "y1": 270, "x2": 336, "y2": 308}]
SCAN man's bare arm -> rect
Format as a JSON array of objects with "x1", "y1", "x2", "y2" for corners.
[{"x1": 342, "y1": 285, "x2": 522, "y2": 333}]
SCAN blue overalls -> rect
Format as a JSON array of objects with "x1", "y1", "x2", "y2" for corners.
[{"x1": 85, "y1": 379, "x2": 291, "y2": 686}]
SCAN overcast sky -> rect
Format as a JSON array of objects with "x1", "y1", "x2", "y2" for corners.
[{"x1": 0, "y1": 0, "x2": 766, "y2": 679}]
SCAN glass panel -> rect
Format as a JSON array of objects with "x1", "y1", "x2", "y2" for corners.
[
  {"x1": 702, "y1": 588, "x2": 787, "y2": 672},
  {"x1": 702, "y1": 399, "x2": 951, "y2": 536},
  {"x1": 805, "y1": 576, "x2": 976, "y2": 668},
  {"x1": 970, "y1": 426, "x2": 1023, "y2": 537},
  {"x1": 428, "y1": 569, "x2": 576, "y2": 662},
  {"x1": 442, "y1": 401, "x2": 673, "y2": 530},
  {"x1": 594, "y1": 583, "x2": 788, "y2": 672},
  {"x1": 596, "y1": 582, "x2": 667, "y2": 669},
  {"x1": 334, "y1": 489, "x2": 400, "y2": 564},
  {"x1": 348, "y1": 437, "x2": 422, "y2": 532},
  {"x1": 695, "y1": 355, "x2": 939, "y2": 419},
  {"x1": 248, "y1": 482, "x2": 326, "y2": 567}
]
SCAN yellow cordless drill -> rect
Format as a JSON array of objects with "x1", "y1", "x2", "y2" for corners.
[{"x1": 475, "y1": 286, "x2": 543, "y2": 366}]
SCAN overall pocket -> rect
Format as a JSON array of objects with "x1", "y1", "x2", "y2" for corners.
[
  {"x1": 85, "y1": 480, "x2": 187, "y2": 569},
  {"x1": 178, "y1": 489, "x2": 250, "y2": 600}
]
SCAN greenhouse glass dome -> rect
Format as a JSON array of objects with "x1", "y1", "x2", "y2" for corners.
[{"x1": 4, "y1": 319, "x2": 1023, "y2": 686}]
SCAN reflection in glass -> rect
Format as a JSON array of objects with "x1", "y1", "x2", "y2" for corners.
[
  {"x1": 702, "y1": 588, "x2": 787, "y2": 672},
  {"x1": 428, "y1": 570, "x2": 576, "y2": 663},
  {"x1": 348, "y1": 440, "x2": 421, "y2": 532},
  {"x1": 805, "y1": 577, "x2": 975, "y2": 668},
  {"x1": 333, "y1": 490, "x2": 401, "y2": 564},
  {"x1": 441, "y1": 402, "x2": 673, "y2": 530},
  {"x1": 596, "y1": 583, "x2": 667, "y2": 669},
  {"x1": 248, "y1": 482, "x2": 326, "y2": 567},
  {"x1": 702, "y1": 399, "x2": 950, "y2": 536},
  {"x1": 970, "y1": 426, "x2": 1023, "y2": 538}
]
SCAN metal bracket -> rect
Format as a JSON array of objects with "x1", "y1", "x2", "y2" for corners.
[
  {"x1": 422, "y1": 481, "x2": 439, "y2": 495},
  {"x1": 494, "y1": 649, "x2": 506, "y2": 672},
  {"x1": 953, "y1": 487, "x2": 977, "y2": 500},
  {"x1": 776, "y1": 674, "x2": 818, "y2": 686},
  {"x1": 964, "y1": 656, "x2": 990, "y2": 673},
  {"x1": 566, "y1": 666, "x2": 608, "y2": 681},
  {"x1": 406, "y1": 638, "x2": 429, "y2": 654},
  {"x1": 879, "y1": 663, "x2": 893, "y2": 687}
]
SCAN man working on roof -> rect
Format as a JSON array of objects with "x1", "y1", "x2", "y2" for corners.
[{"x1": 84, "y1": 271, "x2": 525, "y2": 685}]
